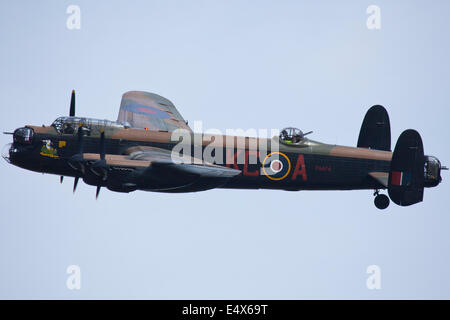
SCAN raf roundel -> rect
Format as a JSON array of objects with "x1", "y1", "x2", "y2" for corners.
[
  {"x1": 262, "y1": 152, "x2": 291, "y2": 181},
  {"x1": 270, "y1": 159, "x2": 283, "y2": 173},
  {"x1": 122, "y1": 103, "x2": 171, "y2": 119}
]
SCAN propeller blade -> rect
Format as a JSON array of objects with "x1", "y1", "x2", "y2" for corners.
[
  {"x1": 73, "y1": 177, "x2": 79, "y2": 193},
  {"x1": 96, "y1": 185, "x2": 101, "y2": 199},
  {"x1": 100, "y1": 130, "x2": 105, "y2": 161},
  {"x1": 77, "y1": 125, "x2": 84, "y2": 155},
  {"x1": 69, "y1": 90, "x2": 76, "y2": 117},
  {"x1": 68, "y1": 129, "x2": 85, "y2": 174},
  {"x1": 60, "y1": 176, "x2": 64, "y2": 184}
]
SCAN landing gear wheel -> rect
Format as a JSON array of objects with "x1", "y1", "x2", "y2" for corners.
[{"x1": 374, "y1": 194, "x2": 390, "y2": 210}]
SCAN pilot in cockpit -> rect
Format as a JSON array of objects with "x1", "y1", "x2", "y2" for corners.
[{"x1": 62, "y1": 123, "x2": 75, "y2": 134}]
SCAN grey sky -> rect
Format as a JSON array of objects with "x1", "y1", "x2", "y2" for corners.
[{"x1": 0, "y1": 0, "x2": 449, "y2": 299}]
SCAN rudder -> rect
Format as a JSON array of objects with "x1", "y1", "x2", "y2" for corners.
[
  {"x1": 388, "y1": 129, "x2": 425, "y2": 206},
  {"x1": 357, "y1": 105, "x2": 391, "y2": 151}
]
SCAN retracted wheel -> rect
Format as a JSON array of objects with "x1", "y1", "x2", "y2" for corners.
[{"x1": 374, "y1": 194, "x2": 390, "y2": 210}]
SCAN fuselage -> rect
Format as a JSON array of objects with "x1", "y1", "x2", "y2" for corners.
[{"x1": 4, "y1": 122, "x2": 392, "y2": 193}]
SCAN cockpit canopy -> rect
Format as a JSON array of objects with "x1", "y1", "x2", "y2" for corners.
[
  {"x1": 51, "y1": 117, "x2": 130, "y2": 135},
  {"x1": 279, "y1": 127, "x2": 312, "y2": 144}
]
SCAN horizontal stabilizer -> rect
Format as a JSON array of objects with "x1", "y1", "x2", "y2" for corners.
[
  {"x1": 369, "y1": 171, "x2": 388, "y2": 188},
  {"x1": 357, "y1": 105, "x2": 391, "y2": 151}
]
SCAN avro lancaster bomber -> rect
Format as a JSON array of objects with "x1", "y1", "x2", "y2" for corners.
[{"x1": 2, "y1": 90, "x2": 446, "y2": 209}]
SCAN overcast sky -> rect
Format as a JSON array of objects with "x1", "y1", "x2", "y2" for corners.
[{"x1": 1, "y1": 0, "x2": 449, "y2": 299}]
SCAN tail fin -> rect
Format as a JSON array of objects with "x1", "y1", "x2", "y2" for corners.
[
  {"x1": 357, "y1": 105, "x2": 391, "y2": 151},
  {"x1": 388, "y1": 129, "x2": 425, "y2": 206}
]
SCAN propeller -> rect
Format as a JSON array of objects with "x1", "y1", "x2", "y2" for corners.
[
  {"x1": 96, "y1": 185, "x2": 101, "y2": 199},
  {"x1": 100, "y1": 130, "x2": 106, "y2": 161},
  {"x1": 91, "y1": 130, "x2": 108, "y2": 199},
  {"x1": 68, "y1": 124, "x2": 86, "y2": 193},
  {"x1": 65, "y1": 90, "x2": 108, "y2": 198},
  {"x1": 67, "y1": 127, "x2": 108, "y2": 198},
  {"x1": 73, "y1": 177, "x2": 79, "y2": 193},
  {"x1": 69, "y1": 90, "x2": 76, "y2": 117},
  {"x1": 60, "y1": 90, "x2": 77, "y2": 184},
  {"x1": 90, "y1": 130, "x2": 107, "y2": 178},
  {"x1": 68, "y1": 126, "x2": 85, "y2": 172}
]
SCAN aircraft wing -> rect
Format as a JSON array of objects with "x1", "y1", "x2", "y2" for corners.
[
  {"x1": 117, "y1": 91, "x2": 192, "y2": 132},
  {"x1": 83, "y1": 146, "x2": 240, "y2": 179},
  {"x1": 125, "y1": 146, "x2": 241, "y2": 178}
]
